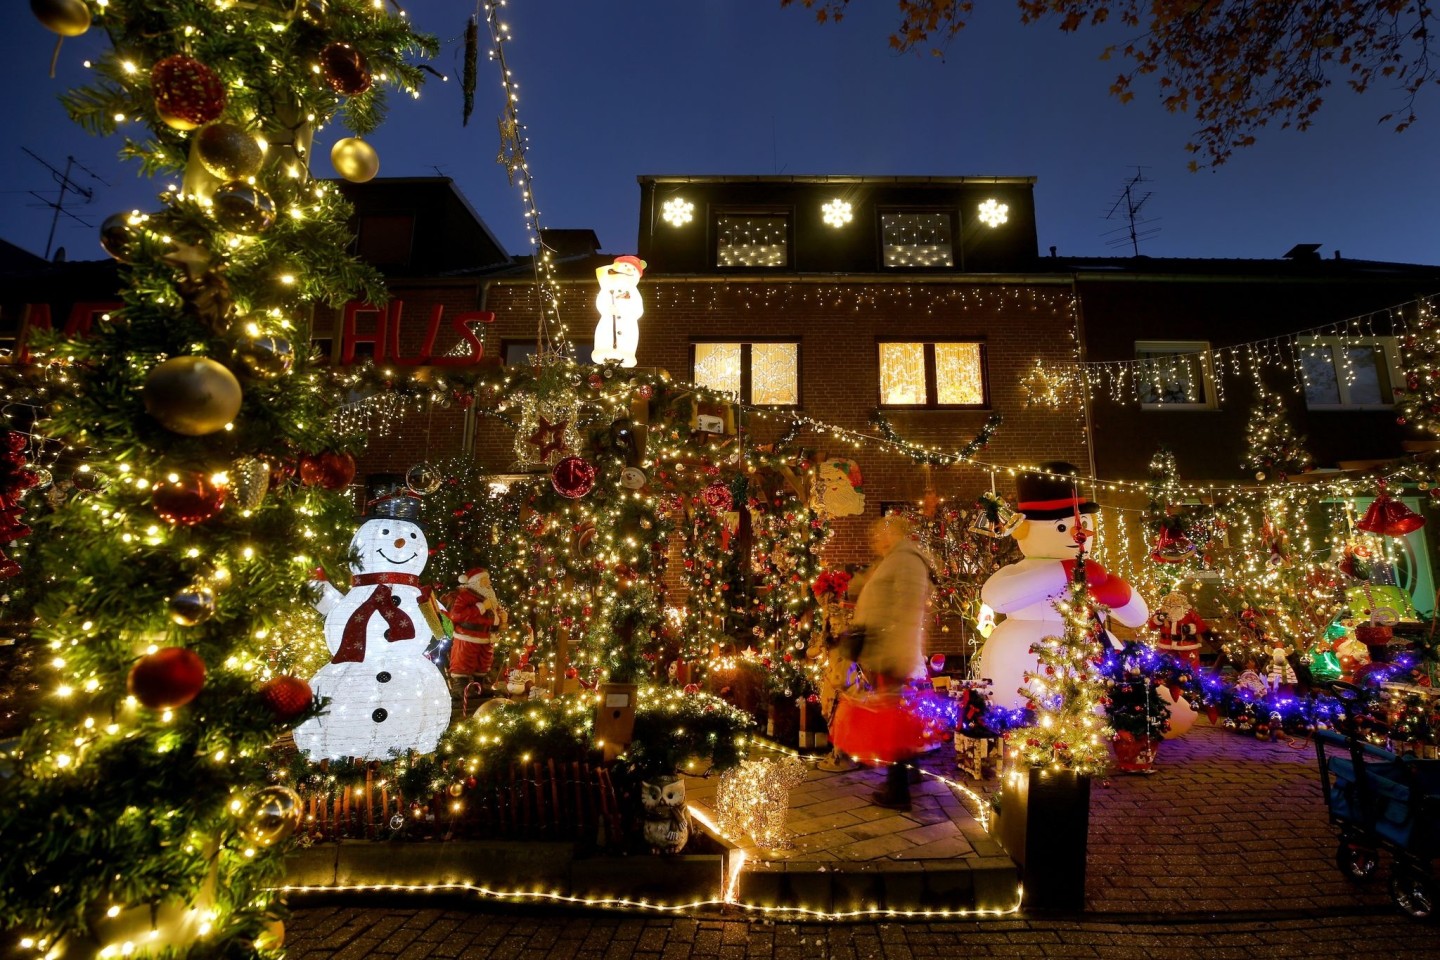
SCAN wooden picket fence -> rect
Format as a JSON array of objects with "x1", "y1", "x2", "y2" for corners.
[{"x1": 298, "y1": 759, "x2": 622, "y2": 844}]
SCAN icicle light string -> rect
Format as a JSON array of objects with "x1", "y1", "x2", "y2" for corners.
[{"x1": 1037, "y1": 292, "x2": 1440, "y2": 407}]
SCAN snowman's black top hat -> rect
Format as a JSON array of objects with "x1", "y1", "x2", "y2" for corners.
[
  {"x1": 1015, "y1": 461, "x2": 1097, "y2": 520},
  {"x1": 364, "y1": 473, "x2": 421, "y2": 522}
]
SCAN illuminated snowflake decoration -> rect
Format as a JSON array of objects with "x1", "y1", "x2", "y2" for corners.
[
  {"x1": 662, "y1": 197, "x2": 694, "y2": 227},
  {"x1": 821, "y1": 198, "x2": 853, "y2": 228},
  {"x1": 977, "y1": 198, "x2": 1009, "y2": 228}
]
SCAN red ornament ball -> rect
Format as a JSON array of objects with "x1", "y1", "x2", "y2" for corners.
[
  {"x1": 683, "y1": 683, "x2": 700, "y2": 695},
  {"x1": 259, "y1": 675, "x2": 313, "y2": 723},
  {"x1": 319, "y1": 42, "x2": 373, "y2": 95},
  {"x1": 151, "y1": 55, "x2": 226, "y2": 130},
  {"x1": 588, "y1": 374, "x2": 605, "y2": 390},
  {"x1": 128, "y1": 647, "x2": 206, "y2": 709},
  {"x1": 701, "y1": 481, "x2": 733, "y2": 512},
  {"x1": 637, "y1": 384, "x2": 655, "y2": 400},
  {"x1": 152, "y1": 471, "x2": 227, "y2": 525},
  {"x1": 299, "y1": 451, "x2": 356, "y2": 490},
  {"x1": 551, "y1": 456, "x2": 597, "y2": 499}
]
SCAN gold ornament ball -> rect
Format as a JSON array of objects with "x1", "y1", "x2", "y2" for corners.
[
  {"x1": 31, "y1": 0, "x2": 90, "y2": 35},
  {"x1": 447, "y1": 782, "x2": 464, "y2": 797},
  {"x1": 212, "y1": 181, "x2": 276, "y2": 234},
  {"x1": 143, "y1": 356, "x2": 244, "y2": 436},
  {"x1": 196, "y1": 123, "x2": 265, "y2": 181},
  {"x1": 330, "y1": 137, "x2": 379, "y2": 183},
  {"x1": 99, "y1": 212, "x2": 142, "y2": 262},
  {"x1": 235, "y1": 335, "x2": 295, "y2": 380},
  {"x1": 244, "y1": 785, "x2": 303, "y2": 846},
  {"x1": 168, "y1": 582, "x2": 216, "y2": 627}
]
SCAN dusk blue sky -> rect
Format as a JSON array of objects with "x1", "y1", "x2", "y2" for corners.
[{"x1": 3, "y1": 2, "x2": 1438, "y2": 266}]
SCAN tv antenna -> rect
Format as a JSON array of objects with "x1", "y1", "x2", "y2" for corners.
[
  {"x1": 22, "y1": 147, "x2": 108, "y2": 260},
  {"x1": 1102, "y1": 166, "x2": 1160, "y2": 256}
]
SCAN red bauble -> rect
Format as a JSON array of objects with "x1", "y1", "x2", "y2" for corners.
[
  {"x1": 259, "y1": 675, "x2": 313, "y2": 723},
  {"x1": 701, "y1": 481, "x2": 733, "y2": 512},
  {"x1": 152, "y1": 472, "x2": 227, "y2": 526},
  {"x1": 588, "y1": 374, "x2": 605, "y2": 390},
  {"x1": 151, "y1": 55, "x2": 226, "y2": 130},
  {"x1": 299, "y1": 451, "x2": 356, "y2": 490},
  {"x1": 319, "y1": 42, "x2": 373, "y2": 95},
  {"x1": 128, "y1": 647, "x2": 206, "y2": 709},
  {"x1": 637, "y1": 384, "x2": 655, "y2": 400},
  {"x1": 551, "y1": 456, "x2": 596, "y2": 499}
]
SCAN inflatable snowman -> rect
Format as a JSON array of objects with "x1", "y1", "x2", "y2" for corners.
[
  {"x1": 976, "y1": 463, "x2": 1150, "y2": 710},
  {"x1": 293, "y1": 485, "x2": 451, "y2": 760},
  {"x1": 591, "y1": 255, "x2": 646, "y2": 368}
]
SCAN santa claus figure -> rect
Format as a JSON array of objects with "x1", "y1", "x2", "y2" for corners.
[
  {"x1": 1147, "y1": 590, "x2": 1208, "y2": 671},
  {"x1": 977, "y1": 463, "x2": 1150, "y2": 710},
  {"x1": 444, "y1": 567, "x2": 506, "y2": 681}
]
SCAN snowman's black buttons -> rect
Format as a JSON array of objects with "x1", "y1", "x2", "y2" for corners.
[
  {"x1": 372, "y1": 708, "x2": 388, "y2": 723},
  {"x1": 376, "y1": 671, "x2": 392, "y2": 683},
  {"x1": 391, "y1": 595, "x2": 401, "y2": 606}
]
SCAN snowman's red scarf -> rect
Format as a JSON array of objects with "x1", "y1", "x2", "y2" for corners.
[{"x1": 333, "y1": 573, "x2": 421, "y2": 663}]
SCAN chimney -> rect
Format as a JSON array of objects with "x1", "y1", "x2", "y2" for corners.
[
  {"x1": 1282, "y1": 243, "x2": 1322, "y2": 261},
  {"x1": 1049, "y1": 245, "x2": 1057, "y2": 258},
  {"x1": 1334, "y1": 250, "x2": 1342, "y2": 260}
]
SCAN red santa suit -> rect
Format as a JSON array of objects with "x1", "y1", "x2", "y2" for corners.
[
  {"x1": 445, "y1": 568, "x2": 503, "y2": 677},
  {"x1": 1148, "y1": 592, "x2": 1207, "y2": 671}
]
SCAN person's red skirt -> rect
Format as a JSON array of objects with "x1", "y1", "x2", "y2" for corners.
[{"x1": 829, "y1": 691, "x2": 928, "y2": 764}]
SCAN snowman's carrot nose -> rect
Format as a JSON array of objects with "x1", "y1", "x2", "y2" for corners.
[{"x1": 394, "y1": 538, "x2": 406, "y2": 548}]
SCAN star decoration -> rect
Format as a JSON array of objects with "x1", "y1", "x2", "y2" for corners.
[
  {"x1": 497, "y1": 115, "x2": 524, "y2": 185},
  {"x1": 526, "y1": 416, "x2": 567, "y2": 461}
]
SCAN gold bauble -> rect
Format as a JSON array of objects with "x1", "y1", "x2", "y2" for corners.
[
  {"x1": 168, "y1": 582, "x2": 216, "y2": 627},
  {"x1": 235, "y1": 335, "x2": 295, "y2": 381},
  {"x1": 196, "y1": 123, "x2": 265, "y2": 181},
  {"x1": 243, "y1": 785, "x2": 302, "y2": 846},
  {"x1": 212, "y1": 181, "x2": 275, "y2": 234},
  {"x1": 31, "y1": 0, "x2": 90, "y2": 35},
  {"x1": 143, "y1": 356, "x2": 243, "y2": 436},
  {"x1": 330, "y1": 137, "x2": 379, "y2": 183}
]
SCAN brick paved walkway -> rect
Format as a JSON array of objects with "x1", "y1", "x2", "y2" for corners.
[{"x1": 286, "y1": 721, "x2": 1437, "y2": 956}]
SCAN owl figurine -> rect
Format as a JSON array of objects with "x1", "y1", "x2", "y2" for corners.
[{"x1": 638, "y1": 774, "x2": 689, "y2": 854}]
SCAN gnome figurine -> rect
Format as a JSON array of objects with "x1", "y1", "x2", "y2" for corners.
[
  {"x1": 293, "y1": 476, "x2": 451, "y2": 760},
  {"x1": 976, "y1": 462, "x2": 1150, "y2": 710}
]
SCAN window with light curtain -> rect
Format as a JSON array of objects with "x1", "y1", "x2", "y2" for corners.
[
  {"x1": 693, "y1": 342, "x2": 799, "y2": 406},
  {"x1": 878, "y1": 341, "x2": 985, "y2": 406}
]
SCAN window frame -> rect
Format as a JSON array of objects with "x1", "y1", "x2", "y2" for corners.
[
  {"x1": 875, "y1": 337, "x2": 990, "y2": 409},
  {"x1": 690, "y1": 337, "x2": 802, "y2": 408},
  {"x1": 876, "y1": 206, "x2": 959, "y2": 271},
  {"x1": 1298, "y1": 335, "x2": 1401, "y2": 411},
  {"x1": 711, "y1": 206, "x2": 794, "y2": 271},
  {"x1": 1135, "y1": 339, "x2": 1219, "y2": 411}
]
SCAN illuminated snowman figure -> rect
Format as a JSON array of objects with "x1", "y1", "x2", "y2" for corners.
[
  {"x1": 591, "y1": 255, "x2": 646, "y2": 367},
  {"x1": 977, "y1": 463, "x2": 1149, "y2": 711},
  {"x1": 293, "y1": 489, "x2": 450, "y2": 760}
]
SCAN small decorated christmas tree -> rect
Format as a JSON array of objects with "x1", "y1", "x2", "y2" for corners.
[
  {"x1": 1011, "y1": 559, "x2": 1112, "y2": 775},
  {"x1": 1396, "y1": 300, "x2": 1440, "y2": 436},
  {"x1": 1241, "y1": 383, "x2": 1313, "y2": 482}
]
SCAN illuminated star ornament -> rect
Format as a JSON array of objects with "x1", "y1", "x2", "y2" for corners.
[
  {"x1": 496, "y1": 115, "x2": 523, "y2": 185},
  {"x1": 526, "y1": 415, "x2": 568, "y2": 461},
  {"x1": 977, "y1": 198, "x2": 1009, "y2": 228}
]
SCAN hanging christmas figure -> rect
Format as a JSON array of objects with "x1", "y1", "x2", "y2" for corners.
[
  {"x1": 976, "y1": 463, "x2": 1150, "y2": 710},
  {"x1": 293, "y1": 478, "x2": 450, "y2": 760},
  {"x1": 591, "y1": 255, "x2": 646, "y2": 368},
  {"x1": 443, "y1": 567, "x2": 506, "y2": 684}
]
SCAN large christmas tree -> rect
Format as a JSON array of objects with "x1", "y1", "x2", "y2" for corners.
[{"x1": 2, "y1": 0, "x2": 433, "y2": 954}]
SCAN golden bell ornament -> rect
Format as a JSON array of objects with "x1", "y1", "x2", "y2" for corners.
[
  {"x1": 331, "y1": 137, "x2": 380, "y2": 183},
  {"x1": 243, "y1": 785, "x2": 302, "y2": 846},
  {"x1": 143, "y1": 356, "x2": 243, "y2": 436},
  {"x1": 969, "y1": 497, "x2": 1024, "y2": 539},
  {"x1": 196, "y1": 123, "x2": 266, "y2": 181}
]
